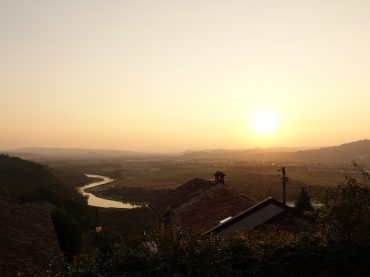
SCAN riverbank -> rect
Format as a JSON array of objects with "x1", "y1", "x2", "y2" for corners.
[
  {"x1": 78, "y1": 174, "x2": 142, "y2": 208},
  {"x1": 86, "y1": 183, "x2": 171, "y2": 205}
]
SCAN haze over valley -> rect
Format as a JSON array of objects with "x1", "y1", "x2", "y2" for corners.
[{"x1": 2, "y1": 1, "x2": 370, "y2": 276}]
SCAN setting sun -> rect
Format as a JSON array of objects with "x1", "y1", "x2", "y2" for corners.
[{"x1": 251, "y1": 111, "x2": 279, "y2": 135}]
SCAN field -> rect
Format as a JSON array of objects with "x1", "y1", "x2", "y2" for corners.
[
  {"x1": 48, "y1": 157, "x2": 359, "y2": 205},
  {"x1": 9, "y1": 154, "x2": 367, "y2": 249}
]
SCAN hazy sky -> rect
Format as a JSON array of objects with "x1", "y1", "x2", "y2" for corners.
[{"x1": 1, "y1": 0, "x2": 370, "y2": 152}]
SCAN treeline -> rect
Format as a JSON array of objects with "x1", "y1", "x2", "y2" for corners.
[
  {"x1": 0, "y1": 154, "x2": 89, "y2": 256},
  {"x1": 0, "y1": 154, "x2": 87, "y2": 212},
  {"x1": 60, "y1": 177, "x2": 370, "y2": 276},
  {"x1": 0, "y1": 154, "x2": 160, "y2": 259}
]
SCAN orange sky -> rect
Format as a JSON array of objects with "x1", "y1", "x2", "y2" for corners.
[{"x1": 1, "y1": 0, "x2": 370, "y2": 152}]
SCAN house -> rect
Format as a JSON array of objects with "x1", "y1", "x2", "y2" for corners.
[
  {"x1": 0, "y1": 195, "x2": 61, "y2": 276},
  {"x1": 203, "y1": 197, "x2": 311, "y2": 236},
  {"x1": 150, "y1": 174, "x2": 257, "y2": 232},
  {"x1": 150, "y1": 172, "x2": 310, "y2": 235}
]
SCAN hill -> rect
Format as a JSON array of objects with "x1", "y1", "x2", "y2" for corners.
[
  {"x1": 182, "y1": 140, "x2": 370, "y2": 164},
  {"x1": 4, "y1": 139, "x2": 370, "y2": 165},
  {"x1": 0, "y1": 154, "x2": 60, "y2": 196},
  {"x1": 0, "y1": 154, "x2": 86, "y2": 209},
  {"x1": 181, "y1": 147, "x2": 312, "y2": 160},
  {"x1": 239, "y1": 139, "x2": 370, "y2": 164},
  {"x1": 4, "y1": 147, "x2": 150, "y2": 161},
  {"x1": 290, "y1": 139, "x2": 370, "y2": 163}
]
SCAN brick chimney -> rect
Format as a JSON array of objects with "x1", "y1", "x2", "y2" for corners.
[{"x1": 214, "y1": 171, "x2": 226, "y2": 184}]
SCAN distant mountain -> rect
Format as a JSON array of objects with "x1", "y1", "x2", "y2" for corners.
[
  {"x1": 182, "y1": 140, "x2": 370, "y2": 164},
  {"x1": 290, "y1": 139, "x2": 370, "y2": 164},
  {"x1": 4, "y1": 147, "x2": 150, "y2": 161},
  {"x1": 4, "y1": 140, "x2": 370, "y2": 164},
  {"x1": 182, "y1": 147, "x2": 311, "y2": 160}
]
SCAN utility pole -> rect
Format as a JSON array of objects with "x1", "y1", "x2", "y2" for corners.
[
  {"x1": 95, "y1": 207, "x2": 98, "y2": 244},
  {"x1": 278, "y1": 167, "x2": 288, "y2": 205},
  {"x1": 94, "y1": 207, "x2": 102, "y2": 244}
]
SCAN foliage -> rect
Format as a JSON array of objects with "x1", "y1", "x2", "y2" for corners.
[
  {"x1": 0, "y1": 154, "x2": 60, "y2": 195},
  {"x1": 0, "y1": 154, "x2": 88, "y2": 217},
  {"x1": 51, "y1": 209, "x2": 83, "y2": 258},
  {"x1": 294, "y1": 186, "x2": 314, "y2": 213},
  {"x1": 0, "y1": 155, "x2": 90, "y2": 257},
  {"x1": 95, "y1": 207, "x2": 157, "y2": 241},
  {"x1": 1, "y1": 154, "x2": 87, "y2": 206},
  {"x1": 56, "y1": 177, "x2": 370, "y2": 276},
  {"x1": 59, "y1": 227, "x2": 370, "y2": 276},
  {"x1": 5, "y1": 154, "x2": 370, "y2": 275},
  {"x1": 321, "y1": 177, "x2": 370, "y2": 242}
]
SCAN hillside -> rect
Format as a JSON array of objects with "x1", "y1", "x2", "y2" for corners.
[
  {"x1": 0, "y1": 154, "x2": 60, "y2": 195},
  {"x1": 291, "y1": 139, "x2": 370, "y2": 163},
  {"x1": 0, "y1": 154, "x2": 86, "y2": 209},
  {"x1": 4, "y1": 139, "x2": 370, "y2": 165},
  {"x1": 4, "y1": 147, "x2": 151, "y2": 161},
  {"x1": 182, "y1": 140, "x2": 370, "y2": 164},
  {"x1": 182, "y1": 147, "x2": 310, "y2": 160}
]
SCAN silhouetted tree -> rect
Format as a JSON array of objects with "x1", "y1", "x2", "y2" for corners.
[
  {"x1": 51, "y1": 208, "x2": 82, "y2": 259},
  {"x1": 295, "y1": 186, "x2": 313, "y2": 213},
  {"x1": 322, "y1": 177, "x2": 370, "y2": 241}
]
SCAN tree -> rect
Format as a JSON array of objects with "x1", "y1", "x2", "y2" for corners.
[
  {"x1": 51, "y1": 208, "x2": 82, "y2": 259},
  {"x1": 295, "y1": 186, "x2": 314, "y2": 213},
  {"x1": 322, "y1": 177, "x2": 370, "y2": 241}
]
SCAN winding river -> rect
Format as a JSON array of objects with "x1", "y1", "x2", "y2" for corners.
[{"x1": 78, "y1": 174, "x2": 142, "y2": 209}]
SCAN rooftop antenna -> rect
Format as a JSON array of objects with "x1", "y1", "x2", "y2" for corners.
[{"x1": 278, "y1": 167, "x2": 288, "y2": 205}]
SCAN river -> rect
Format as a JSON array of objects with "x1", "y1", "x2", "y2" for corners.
[
  {"x1": 286, "y1": 200, "x2": 323, "y2": 208},
  {"x1": 78, "y1": 174, "x2": 142, "y2": 209}
]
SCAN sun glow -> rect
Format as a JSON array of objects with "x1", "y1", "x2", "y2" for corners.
[{"x1": 251, "y1": 111, "x2": 279, "y2": 134}]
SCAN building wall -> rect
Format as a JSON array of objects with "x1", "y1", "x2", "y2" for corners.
[{"x1": 217, "y1": 204, "x2": 285, "y2": 235}]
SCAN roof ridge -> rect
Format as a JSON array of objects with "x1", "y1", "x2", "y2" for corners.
[
  {"x1": 222, "y1": 183, "x2": 257, "y2": 203},
  {"x1": 169, "y1": 182, "x2": 220, "y2": 212},
  {"x1": 149, "y1": 177, "x2": 213, "y2": 213}
]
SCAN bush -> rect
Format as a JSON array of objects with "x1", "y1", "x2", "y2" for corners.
[
  {"x1": 321, "y1": 177, "x2": 370, "y2": 242},
  {"x1": 51, "y1": 209, "x2": 82, "y2": 258}
]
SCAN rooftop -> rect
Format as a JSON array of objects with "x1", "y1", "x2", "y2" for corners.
[
  {"x1": 203, "y1": 197, "x2": 312, "y2": 235},
  {"x1": 150, "y1": 177, "x2": 257, "y2": 232},
  {"x1": 0, "y1": 195, "x2": 61, "y2": 276}
]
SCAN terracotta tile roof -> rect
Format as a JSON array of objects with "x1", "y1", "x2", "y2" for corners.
[
  {"x1": 150, "y1": 178, "x2": 257, "y2": 232},
  {"x1": 0, "y1": 195, "x2": 61, "y2": 276},
  {"x1": 149, "y1": 178, "x2": 215, "y2": 215}
]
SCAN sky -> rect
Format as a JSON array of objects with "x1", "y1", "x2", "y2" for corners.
[{"x1": 1, "y1": 0, "x2": 370, "y2": 152}]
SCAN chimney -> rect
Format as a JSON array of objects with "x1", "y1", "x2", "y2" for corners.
[
  {"x1": 214, "y1": 171, "x2": 219, "y2": 183},
  {"x1": 214, "y1": 171, "x2": 226, "y2": 184}
]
